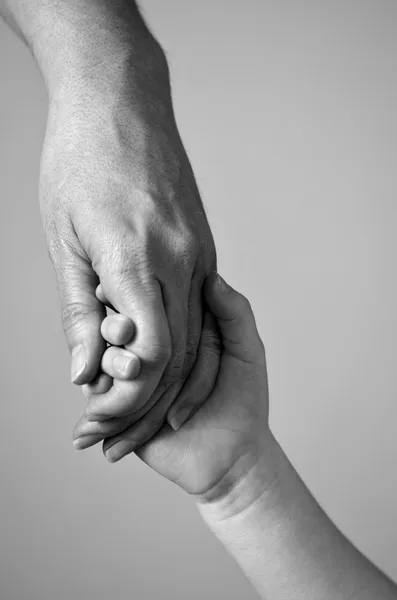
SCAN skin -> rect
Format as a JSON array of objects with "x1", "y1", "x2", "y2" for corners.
[
  {"x1": 74, "y1": 272, "x2": 397, "y2": 600},
  {"x1": 0, "y1": 0, "x2": 218, "y2": 447},
  {"x1": 74, "y1": 271, "x2": 270, "y2": 491},
  {"x1": 3, "y1": 4, "x2": 396, "y2": 595}
]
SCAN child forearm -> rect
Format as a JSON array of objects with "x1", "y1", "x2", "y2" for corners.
[{"x1": 198, "y1": 431, "x2": 397, "y2": 600}]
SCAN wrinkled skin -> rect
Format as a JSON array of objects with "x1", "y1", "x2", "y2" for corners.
[{"x1": 40, "y1": 94, "x2": 218, "y2": 449}]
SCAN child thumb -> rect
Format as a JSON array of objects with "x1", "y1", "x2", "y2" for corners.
[{"x1": 203, "y1": 272, "x2": 265, "y2": 366}]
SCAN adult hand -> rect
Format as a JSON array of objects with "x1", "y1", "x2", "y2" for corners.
[{"x1": 40, "y1": 83, "x2": 217, "y2": 446}]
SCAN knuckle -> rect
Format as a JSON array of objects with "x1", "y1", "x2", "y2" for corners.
[
  {"x1": 45, "y1": 221, "x2": 76, "y2": 265},
  {"x1": 183, "y1": 230, "x2": 200, "y2": 257},
  {"x1": 238, "y1": 293, "x2": 252, "y2": 313},
  {"x1": 110, "y1": 263, "x2": 158, "y2": 302},
  {"x1": 111, "y1": 264, "x2": 146, "y2": 290},
  {"x1": 145, "y1": 343, "x2": 172, "y2": 366},
  {"x1": 98, "y1": 237, "x2": 152, "y2": 281},
  {"x1": 204, "y1": 332, "x2": 222, "y2": 356},
  {"x1": 113, "y1": 257, "x2": 148, "y2": 280},
  {"x1": 61, "y1": 301, "x2": 98, "y2": 334},
  {"x1": 258, "y1": 338, "x2": 266, "y2": 360},
  {"x1": 183, "y1": 349, "x2": 198, "y2": 377},
  {"x1": 173, "y1": 229, "x2": 200, "y2": 264}
]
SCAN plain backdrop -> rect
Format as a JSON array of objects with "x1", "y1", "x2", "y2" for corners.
[{"x1": 1, "y1": 1, "x2": 396, "y2": 598}]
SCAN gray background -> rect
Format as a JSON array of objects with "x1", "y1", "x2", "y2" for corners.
[{"x1": 1, "y1": 1, "x2": 396, "y2": 598}]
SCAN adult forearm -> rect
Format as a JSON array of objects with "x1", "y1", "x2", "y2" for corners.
[
  {"x1": 198, "y1": 432, "x2": 397, "y2": 600},
  {"x1": 0, "y1": 0, "x2": 171, "y2": 111}
]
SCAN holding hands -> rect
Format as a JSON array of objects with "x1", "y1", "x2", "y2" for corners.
[
  {"x1": 73, "y1": 272, "x2": 271, "y2": 508},
  {"x1": 40, "y1": 75, "x2": 218, "y2": 450},
  {"x1": 3, "y1": 3, "x2": 396, "y2": 597}
]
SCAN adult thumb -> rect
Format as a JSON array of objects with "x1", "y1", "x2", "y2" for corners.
[
  {"x1": 56, "y1": 256, "x2": 106, "y2": 385},
  {"x1": 203, "y1": 271, "x2": 266, "y2": 367}
]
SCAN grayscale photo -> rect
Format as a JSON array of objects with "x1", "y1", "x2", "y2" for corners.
[{"x1": 0, "y1": 1, "x2": 396, "y2": 598}]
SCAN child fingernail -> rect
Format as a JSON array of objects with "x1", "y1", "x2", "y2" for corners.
[
  {"x1": 105, "y1": 442, "x2": 131, "y2": 463},
  {"x1": 105, "y1": 447, "x2": 121, "y2": 463},
  {"x1": 113, "y1": 354, "x2": 136, "y2": 376},
  {"x1": 71, "y1": 344, "x2": 87, "y2": 383},
  {"x1": 169, "y1": 407, "x2": 191, "y2": 432}
]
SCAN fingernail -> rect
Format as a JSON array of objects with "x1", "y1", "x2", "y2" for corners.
[
  {"x1": 113, "y1": 354, "x2": 135, "y2": 376},
  {"x1": 105, "y1": 441, "x2": 134, "y2": 463},
  {"x1": 73, "y1": 435, "x2": 101, "y2": 450},
  {"x1": 105, "y1": 446, "x2": 122, "y2": 463},
  {"x1": 73, "y1": 438, "x2": 84, "y2": 450},
  {"x1": 71, "y1": 344, "x2": 87, "y2": 384},
  {"x1": 169, "y1": 407, "x2": 191, "y2": 432}
]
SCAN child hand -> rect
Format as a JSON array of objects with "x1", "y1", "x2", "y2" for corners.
[
  {"x1": 72, "y1": 313, "x2": 142, "y2": 450},
  {"x1": 74, "y1": 272, "x2": 271, "y2": 510}
]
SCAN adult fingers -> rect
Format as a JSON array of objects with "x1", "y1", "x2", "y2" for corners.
[
  {"x1": 73, "y1": 415, "x2": 123, "y2": 450},
  {"x1": 54, "y1": 247, "x2": 106, "y2": 385},
  {"x1": 166, "y1": 310, "x2": 221, "y2": 431}
]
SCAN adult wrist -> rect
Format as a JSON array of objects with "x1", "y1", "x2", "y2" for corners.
[
  {"x1": 48, "y1": 33, "x2": 172, "y2": 121},
  {"x1": 45, "y1": 31, "x2": 179, "y2": 173},
  {"x1": 16, "y1": 1, "x2": 172, "y2": 120}
]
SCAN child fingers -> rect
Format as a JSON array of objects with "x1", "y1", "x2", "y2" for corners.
[
  {"x1": 100, "y1": 314, "x2": 135, "y2": 347},
  {"x1": 101, "y1": 385, "x2": 176, "y2": 463},
  {"x1": 95, "y1": 284, "x2": 115, "y2": 311},
  {"x1": 84, "y1": 378, "x2": 146, "y2": 419},
  {"x1": 74, "y1": 379, "x2": 180, "y2": 452},
  {"x1": 82, "y1": 372, "x2": 113, "y2": 399},
  {"x1": 95, "y1": 276, "x2": 172, "y2": 421},
  {"x1": 101, "y1": 346, "x2": 140, "y2": 381},
  {"x1": 73, "y1": 414, "x2": 126, "y2": 445}
]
